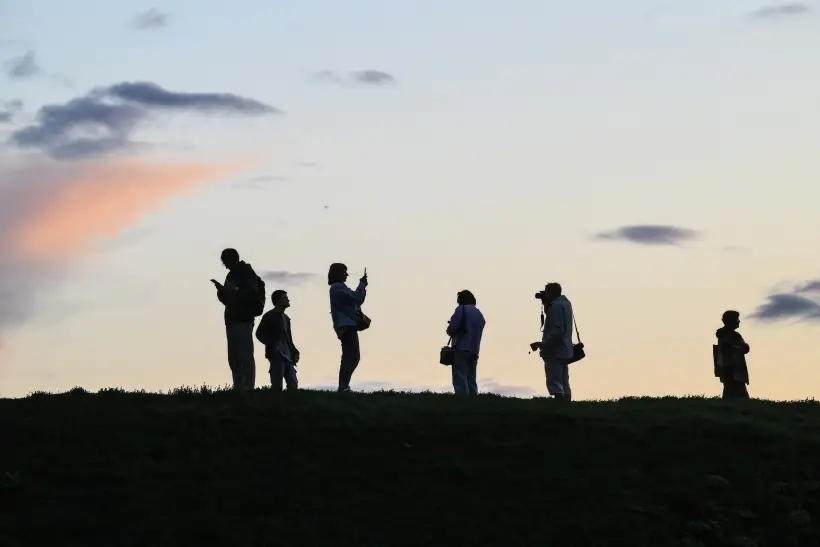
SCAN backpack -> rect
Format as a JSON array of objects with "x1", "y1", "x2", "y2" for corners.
[{"x1": 249, "y1": 274, "x2": 266, "y2": 317}]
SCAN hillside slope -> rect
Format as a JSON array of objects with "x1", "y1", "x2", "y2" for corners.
[{"x1": 1, "y1": 389, "x2": 819, "y2": 547}]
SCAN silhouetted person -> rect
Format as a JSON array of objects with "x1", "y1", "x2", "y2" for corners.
[
  {"x1": 530, "y1": 282, "x2": 574, "y2": 402},
  {"x1": 446, "y1": 290, "x2": 486, "y2": 395},
  {"x1": 211, "y1": 248, "x2": 265, "y2": 391},
  {"x1": 714, "y1": 310, "x2": 750, "y2": 400},
  {"x1": 256, "y1": 290, "x2": 300, "y2": 392},
  {"x1": 328, "y1": 263, "x2": 367, "y2": 392}
]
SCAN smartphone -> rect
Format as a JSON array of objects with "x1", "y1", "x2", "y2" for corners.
[{"x1": 364, "y1": 267, "x2": 367, "y2": 276}]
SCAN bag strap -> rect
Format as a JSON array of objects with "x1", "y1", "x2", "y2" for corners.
[
  {"x1": 446, "y1": 305, "x2": 465, "y2": 346},
  {"x1": 542, "y1": 299, "x2": 582, "y2": 344}
]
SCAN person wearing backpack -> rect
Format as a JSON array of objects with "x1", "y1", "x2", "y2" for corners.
[{"x1": 211, "y1": 248, "x2": 265, "y2": 391}]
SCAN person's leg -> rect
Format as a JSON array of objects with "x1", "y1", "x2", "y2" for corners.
[
  {"x1": 451, "y1": 351, "x2": 469, "y2": 395},
  {"x1": 544, "y1": 358, "x2": 566, "y2": 399},
  {"x1": 563, "y1": 363, "x2": 571, "y2": 402},
  {"x1": 285, "y1": 361, "x2": 299, "y2": 391},
  {"x1": 238, "y1": 322, "x2": 256, "y2": 391},
  {"x1": 268, "y1": 357, "x2": 284, "y2": 392},
  {"x1": 226, "y1": 325, "x2": 242, "y2": 390},
  {"x1": 338, "y1": 328, "x2": 360, "y2": 392},
  {"x1": 467, "y1": 354, "x2": 479, "y2": 395}
]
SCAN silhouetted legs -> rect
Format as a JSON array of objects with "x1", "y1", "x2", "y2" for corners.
[
  {"x1": 226, "y1": 322, "x2": 256, "y2": 391},
  {"x1": 544, "y1": 358, "x2": 571, "y2": 401},
  {"x1": 722, "y1": 380, "x2": 749, "y2": 400},
  {"x1": 268, "y1": 356, "x2": 298, "y2": 392},
  {"x1": 452, "y1": 350, "x2": 479, "y2": 395},
  {"x1": 338, "y1": 328, "x2": 360, "y2": 392}
]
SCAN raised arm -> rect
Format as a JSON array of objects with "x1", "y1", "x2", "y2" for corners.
[
  {"x1": 446, "y1": 306, "x2": 465, "y2": 337},
  {"x1": 331, "y1": 281, "x2": 367, "y2": 306}
]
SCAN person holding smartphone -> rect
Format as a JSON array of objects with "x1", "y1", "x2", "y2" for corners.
[{"x1": 327, "y1": 263, "x2": 368, "y2": 392}]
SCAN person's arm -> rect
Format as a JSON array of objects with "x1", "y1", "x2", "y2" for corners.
[
  {"x1": 331, "y1": 282, "x2": 367, "y2": 306},
  {"x1": 255, "y1": 314, "x2": 271, "y2": 344},
  {"x1": 446, "y1": 307, "x2": 465, "y2": 337}
]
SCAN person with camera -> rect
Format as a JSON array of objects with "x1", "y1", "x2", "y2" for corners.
[
  {"x1": 445, "y1": 290, "x2": 486, "y2": 395},
  {"x1": 530, "y1": 282, "x2": 575, "y2": 402},
  {"x1": 328, "y1": 263, "x2": 369, "y2": 393}
]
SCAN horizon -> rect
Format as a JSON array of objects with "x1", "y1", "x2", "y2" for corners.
[{"x1": 2, "y1": 0, "x2": 820, "y2": 400}]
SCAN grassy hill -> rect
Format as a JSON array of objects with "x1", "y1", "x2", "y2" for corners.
[{"x1": 1, "y1": 388, "x2": 819, "y2": 547}]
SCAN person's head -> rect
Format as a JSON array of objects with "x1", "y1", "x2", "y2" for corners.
[
  {"x1": 722, "y1": 310, "x2": 741, "y2": 330},
  {"x1": 457, "y1": 290, "x2": 477, "y2": 306},
  {"x1": 271, "y1": 290, "x2": 290, "y2": 309},
  {"x1": 535, "y1": 282, "x2": 562, "y2": 304},
  {"x1": 220, "y1": 248, "x2": 240, "y2": 269},
  {"x1": 327, "y1": 263, "x2": 348, "y2": 285}
]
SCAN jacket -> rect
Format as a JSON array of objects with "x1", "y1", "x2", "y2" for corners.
[
  {"x1": 540, "y1": 295, "x2": 574, "y2": 360},
  {"x1": 256, "y1": 310, "x2": 299, "y2": 361},
  {"x1": 715, "y1": 327, "x2": 750, "y2": 385},
  {"x1": 217, "y1": 261, "x2": 260, "y2": 325},
  {"x1": 446, "y1": 304, "x2": 486, "y2": 356},
  {"x1": 329, "y1": 281, "x2": 367, "y2": 330}
]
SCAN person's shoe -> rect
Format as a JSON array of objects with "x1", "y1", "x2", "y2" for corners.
[{"x1": 337, "y1": 386, "x2": 352, "y2": 393}]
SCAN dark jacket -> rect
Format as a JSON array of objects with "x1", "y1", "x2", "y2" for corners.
[
  {"x1": 715, "y1": 327, "x2": 750, "y2": 385},
  {"x1": 217, "y1": 261, "x2": 261, "y2": 325},
  {"x1": 256, "y1": 310, "x2": 299, "y2": 361}
]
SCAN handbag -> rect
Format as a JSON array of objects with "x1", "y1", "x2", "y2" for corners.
[
  {"x1": 439, "y1": 305, "x2": 466, "y2": 366},
  {"x1": 356, "y1": 309, "x2": 371, "y2": 332},
  {"x1": 439, "y1": 338, "x2": 454, "y2": 366},
  {"x1": 540, "y1": 301, "x2": 586, "y2": 364},
  {"x1": 568, "y1": 310, "x2": 586, "y2": 364}
]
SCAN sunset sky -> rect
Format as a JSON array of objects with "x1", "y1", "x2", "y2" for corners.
[{"x1": 2, "y1": 0, "x2": 819, "y2": 400}]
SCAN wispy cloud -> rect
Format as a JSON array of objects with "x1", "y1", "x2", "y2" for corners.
[
  {"x1": 7, "y1": 81, "x2": 281, "y2": 160},
  {"x1": 3, "y1": 50, "x2": 39, "y2": 79},
  {"x1": 260, "y1": 271, "x2": 318, "y2": 286},
  {"x1": 0, "y1": 155, "x2": 253, "y2": 341},
  {"x1": 0, "y1": 110, "x2": 12, "y2": 123},
  {"x1": 130, "y1": 8, "x2": 169, "y2": 30},
  {"x1": 747, "y1": 3, "x2": 813, "y2": 20},
  {"x1": 795, "y1": 279, "x2": 820, "y2": 293},
  {"x1": 309, "y1": 70, "x2": 397, "y2": 87},
  {"x1": 591, "y1": 224, "x2": 700, "y2": 246}
]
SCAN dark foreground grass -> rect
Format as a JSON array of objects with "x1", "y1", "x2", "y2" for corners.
[{"x1": 1, "y1": 389, "x2": 819, "y2": 547}]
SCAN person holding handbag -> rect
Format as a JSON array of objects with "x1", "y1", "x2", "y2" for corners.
[
  {"x1": 445, "y1": 290, "x2": 486, "y2": 395},
  {"x1": 328, "y1": 263, "x2": 369, "y2": 393}
]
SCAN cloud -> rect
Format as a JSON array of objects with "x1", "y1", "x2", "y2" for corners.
[
  {"x1": 350, "y1": 70, "x2": 396, "y2": 86},
  {"x1": 748, "y1": 293, "x2": 820, "y2": 322},
  {"x1": 309, "y1": 70, "x2": 397, "y2": 87},
  {"x1": 0, "y1": 110, "x2": 12, "y2": 123},
  {"x1": 3, "y1": 50, "x2": 39, "y2": 79},
  {"x1": 748, "y1": 3, "x2": 813, "y2": 19},
  {"x1": 795, "y1": 280, "x2": 820, "y2": 293},
  {"x1": 591, "y1": 224, "x2": 700, "y2": 246},
  {"x1": 0, "y1": 155, "x2": 253, "y2": 341},
  {"x1": 130, "y1": 8, "x2": 169, "y2": 30},
  {"x1": 7, "y1": 81, "x2": 280, "y2": 160},
  {"x1": 260, "y1": 271, "x2": 317, "y2": 286}
]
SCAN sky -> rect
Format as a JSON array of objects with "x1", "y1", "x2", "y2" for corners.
[{"x1": 1, "y1": 0, "x2": 819, "y2": 400}]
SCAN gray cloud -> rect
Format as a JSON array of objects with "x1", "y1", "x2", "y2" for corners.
[
  {"x1": 350, "y1": 70, "x2": 396, "y2": 86},
  {"x1": 748, "y1": 3, "x2": 813, "y2": 19},
  {"x1": 104, "y1": 82, "x2": 279, "y2": 114},
  {"x1": 0, "y1": 110, "x2": 11, "y2": 123},
  {"x1": 309, "y1": 70, "x2": 397, "y2": 87},
  {"x1": 260, "y1": 271, "x2": 317, "y2": 286},
  {"x1": 3, "y1": 50, "x2": 39, "y2": 79},
  {"x1": 795, "y1": 279, "x2": 820, "y2": 293},
  {"x1": 592, "y1": 224, "x2": 700, "y2": 246},
  {"x1": 748, "y1": 293, "x2": 820, "y2": 322},
  {"x1": 7, "y1": 81, "x2": 280, "y2": 160},
  {"x1": 131, "y1": 8, "x2": 169, "y2": 30}
]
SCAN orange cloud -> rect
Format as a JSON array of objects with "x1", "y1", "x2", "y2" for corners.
[{"x1": 8, "y1": 157, "x2": 250, "y2": 261}]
